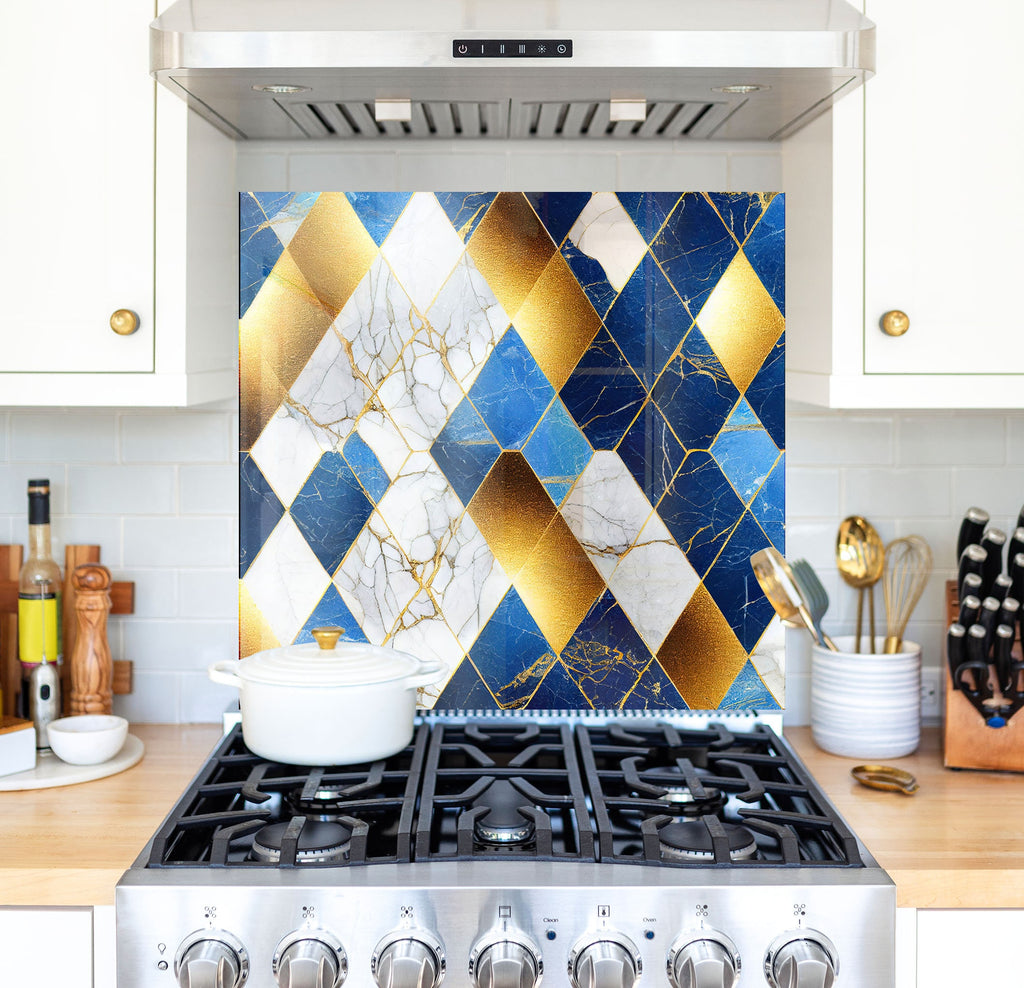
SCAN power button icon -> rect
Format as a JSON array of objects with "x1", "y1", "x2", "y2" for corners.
[{"x1": 458, "y1": 44, "x2": 468, "y2": 54}]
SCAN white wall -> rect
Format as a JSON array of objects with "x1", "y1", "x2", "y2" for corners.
[{"x1": 2, "y1": 141, "x2": 1018, "y2": 723}]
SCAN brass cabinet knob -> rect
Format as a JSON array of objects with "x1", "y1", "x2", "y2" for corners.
[
  {"x1": 109, "y1": 308, "x2": 140, "y2": 336},
  {"x1": 880, "y1": 310, "x2": 910, "y2": 337}
]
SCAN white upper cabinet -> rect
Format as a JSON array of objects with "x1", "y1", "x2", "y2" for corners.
[
  {"x1": 0, "y1": 0, "x2": 236, "y2": 406},
  {"x1": 785, "y1": 0, "x2": 1024, "y2": 407}
]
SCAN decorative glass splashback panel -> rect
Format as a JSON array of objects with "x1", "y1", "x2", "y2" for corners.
[{"x1": 239, "y1": 191, "x2": 785, "y2": 712}]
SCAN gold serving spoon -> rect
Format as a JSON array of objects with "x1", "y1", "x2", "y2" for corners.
[
  {"x1": 750, "y1": 547, "x2": 839, "y2": 651},
  {"x1": 836, "y1": 516, "x2": 885, "y2": 653}
]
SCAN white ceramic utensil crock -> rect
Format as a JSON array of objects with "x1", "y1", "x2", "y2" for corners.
[{"x1": 209, "y1": 627, "x2": 443, "y2": 765}]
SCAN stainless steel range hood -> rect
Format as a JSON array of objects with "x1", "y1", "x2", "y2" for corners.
[{"x1": 151, "y1": 0, "x2": 874, "y2": 142}]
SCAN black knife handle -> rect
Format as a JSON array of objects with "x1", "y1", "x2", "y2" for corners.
[
  {"x1": 965, "y1": 624, "x2": 993, "y2": 697},
  {"x1": 994, "y1": 624, "x2": 1016, "y2": 694},
  {"x1": 998, "y1": 596, "x2": 1020, "y2": 631},
  {"x1": 957, "y1": 507, "x2": 990, "y2": 562},
  {"x1": 958, "y1": 544, "x2": 988, "y2": 599},
  {"x1": 1017, "y1": 504, "x2": 1024, "y2": 535},
  {"x1": 1008, "y1": 527, "x2": 1024, "y2": 569},
  {"x1": 958, "y1": 594, "x2": 982, "y2": 628},
  {"x1": 989, "y1": 573, "x2": 1014, "y2": 604},
  {"x1": 946, "y1": 623, "x2": 967, "y2": 689},
  {"x1": 960, "y1": 572, "x2": 983, "y2": 604},
  {"x1": 955, "y1": 660, "x2": 993, "y2": 700},
  {"x1": 980, "y1": 529, "x2": 1008, "y2": 588},
  {"x1": 978, "y1": 596, "x2": 1002, "y2": 652},
  {"x1": 1011, "y1": 552, "x2": 1024, "y2": 605}
]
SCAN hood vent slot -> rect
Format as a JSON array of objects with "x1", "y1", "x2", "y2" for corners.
[
  {"x1": 282, "y1": 100, "x2": 508, "y2": 139},
  {"x1": 279, "y1": 98, "x2": 735, "y2": 140}
]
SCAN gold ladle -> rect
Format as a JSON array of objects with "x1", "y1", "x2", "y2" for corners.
[
  {"x1": 836, "y1": 516, "x2": 886, "y2": 653},
  {"x1": 750, "y1": 548, "x2": 839, "y2": 651}
]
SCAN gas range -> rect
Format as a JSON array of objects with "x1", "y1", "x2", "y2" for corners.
[{"x1": 116, "y1": 713, "x2": 894, "y2": 988}]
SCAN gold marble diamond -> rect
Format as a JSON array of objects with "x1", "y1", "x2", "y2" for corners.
[
  {"x1": 466, "y1": 451, "x2": 557, "y2": 578},
  {"x1": 693, "y1": 250, "x2": 784, "y2": 394},
  {"x1": 656, "y1": 584, "x2": 749, "y2": 708},
  {"x1": 514, "y1": 251, "x2": 602, "y2": 390},
  {"x1": 514, "y1": 513, "x2": 605, "y2": 654},
  {"x1": 239, "y1": 581, "x2": 280, "y2": 658},
  {"x1": 467, "y1": 193, "x2": 557, "y2": 317}
]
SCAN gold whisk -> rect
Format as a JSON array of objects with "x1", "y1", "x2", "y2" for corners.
[{"x1": 882, "y1": 535, "x2": 933, "y2": 653}]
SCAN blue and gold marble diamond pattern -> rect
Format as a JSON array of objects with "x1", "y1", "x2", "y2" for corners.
[{"x1": 239, "y1": 191, "x2": 786, "y2": 712}]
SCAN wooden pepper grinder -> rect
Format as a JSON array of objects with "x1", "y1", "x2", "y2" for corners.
[{"x1": 69, "y1": 564, "x2": 113, "y2": 715}]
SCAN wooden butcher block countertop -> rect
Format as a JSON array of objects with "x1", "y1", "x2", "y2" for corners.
[{"x1": 0, "y1": 725, "x2": 1021, "y2": 909}]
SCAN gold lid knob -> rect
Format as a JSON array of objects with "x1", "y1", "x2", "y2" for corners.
[
  {"x1": 110, "y1": 309, "x2": 140, "y2": 336},
  {"x1": 880, "y1": 310, "x2": 910, "y2": 337},
  {"x1": 311, "y1": 627, "x2": 345, "y2": 650}
]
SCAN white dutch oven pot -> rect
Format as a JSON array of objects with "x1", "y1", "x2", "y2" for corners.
[{"x1": 209, "y1": 627, "x2": 443, "y2": 765}]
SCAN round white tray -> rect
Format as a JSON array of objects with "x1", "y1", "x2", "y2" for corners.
[{"x1": 0, "y1": 733, "x2": 144, "y2": 791}]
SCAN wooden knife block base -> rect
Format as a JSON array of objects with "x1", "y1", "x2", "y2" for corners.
[{"x1": 943, "y1": 580, "x2": 1024, "y2": 772}]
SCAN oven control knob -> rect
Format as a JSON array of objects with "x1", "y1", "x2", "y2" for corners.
[
  {"x1": 175, "y1": 930, "x2": 249, "y2": 988},
  {"x1": 372, "y1": 932, "x2": 445, "y2": 988},
  {"x1": 569, "y1": 935, "x2": 642, "y2": 988},
  {"x1": 274, "y1": 932, "x2": 347, "y2": 988},
  {"x1": 470, "y1": 935, "x2": 543, "y2": 988},
  {"x1": 764, "y1": 931, "x2": 839, "y2": 988},
  {"x1": 668, "y1": 933, "x2": 740, "y2": 988}
]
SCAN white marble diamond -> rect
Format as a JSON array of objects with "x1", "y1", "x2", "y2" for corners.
[
  {"x1": 428, "y1": 253, "x2": 510, "y2": 389},
  {"x1": 242, "y1": 513, "x2": 329, "y2": 645},
  {"x1": 388, "y1": 590, "x2": 465, "y2": 708},
  {"x1": 566, "y1": 192, "x2": 648, "y2": 292},
  {"x1": 431, "y1": 511, "x2": 511, "y2": 651},
  {"x1": 250, "y1": 403, "x2": 325, "y2": 508},
  {"x1": 336, "y1": 255, "x2": 423, "y2": 390},
  {"x1": 353, "y1": 403, "x2": 412, "y2": 480},
  {"x1": 377, "y1": 327, "x2": 463, "y2": 452},
  {"x1": 264, "y1": 192, "x2": 320, "y2": 248},
  {"x1": 376, "y1": 452, "x2": 464, "y2": 580},
  {"x1": 334, "y1": 511, "x2": 419, "y2": 645},
  {"x1": 608, "y1": 513, "x2": 699, "y2": 653},
  {"x1": 561, "y1": 451, "x2": 656, "y2": 580},
  {"x1": 381, "y1": 192, "x2": 466, "y2": 312},
  {"x1": 288, "y1": 321, "x2": 372, "y2": 451}
]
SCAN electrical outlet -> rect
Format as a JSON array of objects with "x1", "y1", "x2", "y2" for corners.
[{"x1": 920, "y1": 667, "x2": 942, "y2": 720}]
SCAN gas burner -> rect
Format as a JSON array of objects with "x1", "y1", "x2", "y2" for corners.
[
  {"x1": 472, "y1": 780, "x2": 536, "y2": 845},
  {"x1": 286, "y1": 785, "x2": 352, "y2": 820},
  {"x1": 658, "y1": 821, "x2": 758, "y2": 863},
  {"x1": 656, "y1": 785, "x2": 728, "y2": 818},
  {"x1": 251, "y1": 820, "x2": 352, "y2": 864}
]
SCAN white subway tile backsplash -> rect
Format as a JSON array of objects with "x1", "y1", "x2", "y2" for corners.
[
  {"x1": 508, "y1": 153, "x2": 616, "y2": 190},
  {"x1": 843, "y1": 468, "x2": 951, "y2": 518},
  {"x1": 124, "y1": 619, "x2": 237, "y2": 672},
  {"x1": 785, "y1": 413, "x2": 892, "y2": 466},
  {"x1": 113, "y1": 670, "x2": 181, "y2": 724},
  {"x1": 1008, "y1": 416, "x2": 1024, "y2": 464},
  {"x1": 617, "y1": 153, "x2": 728, "y2": 190},
  {"x1": 68, "y1": 465, "x2": 177, "y2": 515},
  {"x1": 950, "y1": 466, "x2": 1024, "y2": 525},
  {"x1": 121, "y1": 412, "x2": 230, "y2": 463},
  {"x1": 9, "y1": 413, "x2": 116, "y2": 462},
  {"x1": 898, "y1": 414, "x2": 1006, "y2": 466},
  {"x1": 785, "y1": 468, "x2": 840, "y2": 517},
  {"x1": 180, "y1": 465, "x2": 237, "y2": 515},
  {"x1": 396, "y1": 153, "x2": 509, "y2": 190},
  {"x1": 180, "y1": 672, "x2": 239, "y2": 724},
  {"x1": 123, "y1": 517, "x2": 234, "y2": 567},
  {"x1": 289, "y1": 152, "x2": 399, "y2": 190},
  {"x1": 0, "y1": 464, "x2": 67, "y2": 514},
  {"x1": 118, "y1": 568, "x2": 180, "y2": 619},
  {"x1": 236, "y1": 150, "x2": 289, "y2": 189},
  {"x1": 783, "y1": 522, "x2": 844, "y2": 569},
  {"x1": 728, "y1": 154, "x2": 783, "y2": 191},
  {"x1": 180, "y1": 569, "x2": 237, "y2": 620}
]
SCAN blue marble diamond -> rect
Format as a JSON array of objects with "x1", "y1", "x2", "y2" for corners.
[
  {"x1": 290, "y1": 452, "x2": 374, "y2": 576},
  {"x1": 745, "y1": 331, "x2": 785, "y2": 451},
  {"x1": 719, "y1": 659, "x2": 781, "y2": 710},
  {"x1": 710, "y1": 400, "x2": 782, "y2": 506},
  {"x1": 467, "y1": 327, "x2": 555, "y2": 450},
  {"x1": 617, "y1": 192, "x2": 683, "y2": 243},
  {"x1": 470, "y1": 588, "x2": 557, "y2": 709},
  {"x1": 561, "y1": 592, "x2": 654, "y2": 708},
  {"x1": 622, "y1": 660, "x2": 688, "y2": 710},
  {"x1": 657, "y1": 451, "x2": 746, "y2": 579},
  {"x1": 239, "y1": 453, "x2": 285, "y2": 578},
  {"x1": 743, "y1": 194, "x2": 785, "y2": 315},
  {"x1": 560, "y1": 239, "x2": 619, "y2": 318},
  {"x1": 436, "y1": 192, "x2": 499, "y2": 242},
  {"x1": 345, "y1": 192, "x2": 412, "y2": 246},
  {"x1": 706, "y1": 193, "x2": 771, "y2": 246},
  {"x1": 436, "y1": 658, "x2": 500, "y2": 710},
  {"x1": 651, "y1": 327, "x2": 741, "y2": 452},
  {"x1": 604, "y1": 252, "x2": 691, "y2": 389},
  {"x1": 524, "y1": 192, "x2": 591, "y2": 247},
  {"x1": 522, "y1": 399, "x2": 593, "y2": 505},
  {"x1": 560, "y1": 327, "x2": 647, "y2": 450},
  {"x1": 751, "y1": 453, "x2": 785, "y2": 553},
  {"x1": 343, "y1": 432, "x2": 390, "y2": 504},
  {"x1": 294, "y1": 585, "x2": 369, "y2": 645},
  {"x1": 430, "y1": 398, "x2": 502, "y2": 506},
  {"x1": 701, "y1": 510, "x2": 775, "y2": 651},
  {"x1": 618, "y1": 401, "x2": 686, "y2": 507},
  {"x1": 525, "y1": 661, "x2": 590, "y2": 709},
  {"x1": 239, "y1": 193, "x2": 284, "y2": 318},
  {"x1": 650, "y1": 193, "x2": 739, "y2": 318}
]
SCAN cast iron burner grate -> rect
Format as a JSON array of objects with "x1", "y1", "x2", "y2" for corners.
[{"x1": 142, "y1": 720, "x2": 863, "y2": 870}]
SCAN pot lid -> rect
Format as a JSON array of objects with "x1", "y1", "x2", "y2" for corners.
[{"x1": 238, "y1": 627, "x2": 427, "y2": 687}]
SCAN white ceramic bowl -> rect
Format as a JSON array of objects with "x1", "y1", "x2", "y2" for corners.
[{"x1": 46, "y1": 715, "x2": 129, "y2": 765}]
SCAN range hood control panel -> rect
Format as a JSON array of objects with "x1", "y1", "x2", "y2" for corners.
[{"x1": 452, "y1": 40, "x2": 573, "y2": 58}]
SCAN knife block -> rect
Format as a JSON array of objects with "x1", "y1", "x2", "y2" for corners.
[{"x1": 943, "y1": 580, "x2": 1024, "y2": 772}]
